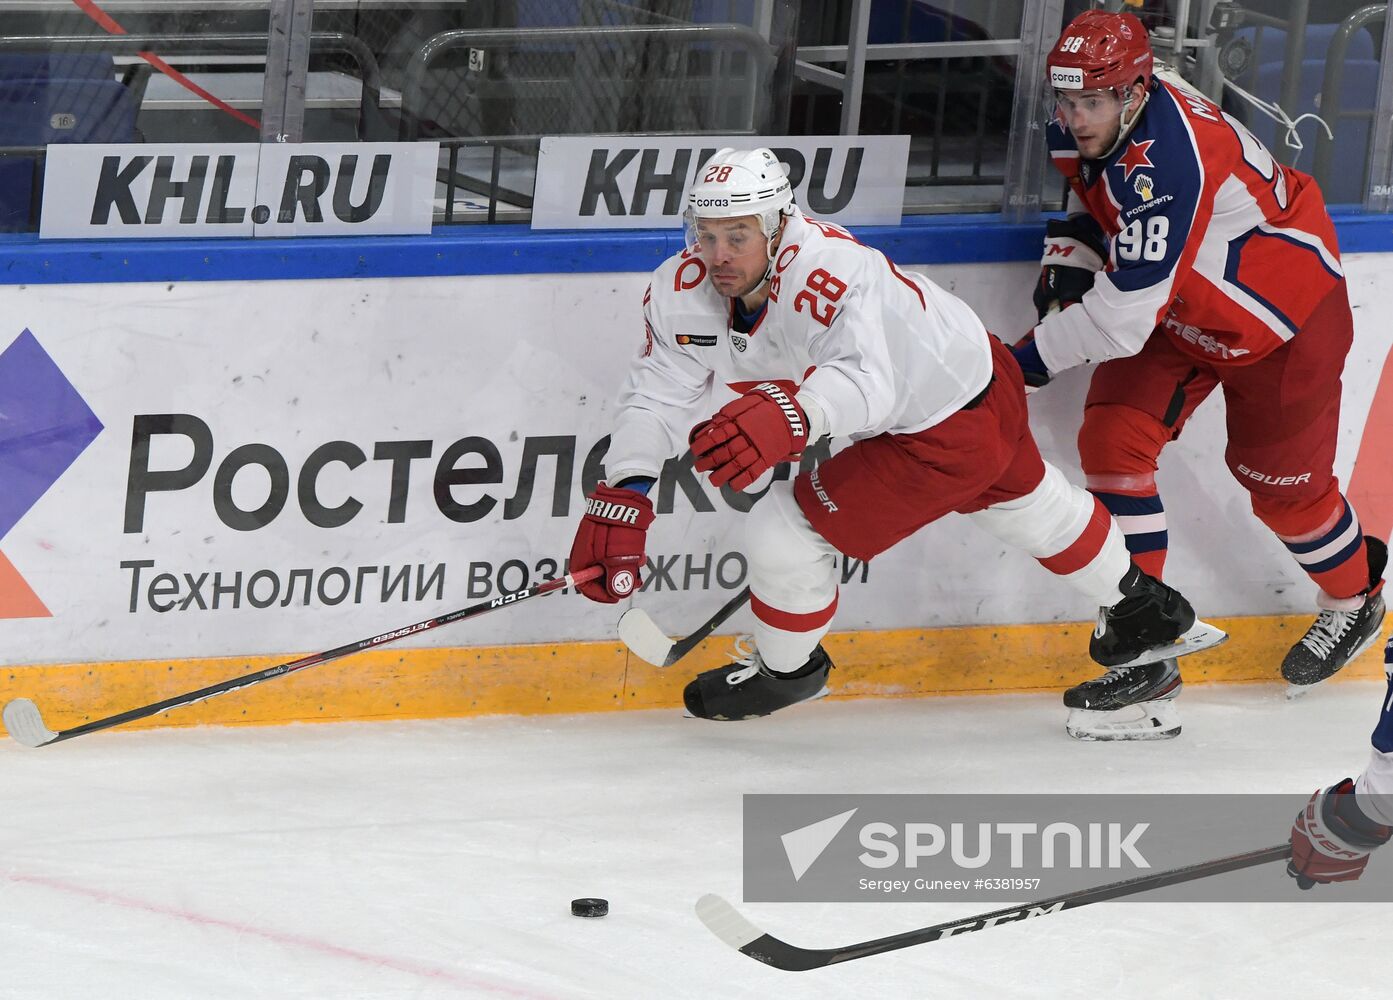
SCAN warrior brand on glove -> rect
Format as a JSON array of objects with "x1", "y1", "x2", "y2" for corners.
[
  {"x1": 689, "y1": 382, "x2": 808, "y2": 492},
  {"x1": 568, "y1": 483, "x2": 656, "y2": 604},
  {"x1": 1287, "y1": 778, "x2": 1393, "y2": 889}
]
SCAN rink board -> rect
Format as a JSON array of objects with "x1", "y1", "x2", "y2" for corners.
[
  {"x1": 3, "y1": 613, "x2": 1385, "y2": 735},
  {"x1": 0, "y1": 226, "x2": 1389, "y2": 735}
]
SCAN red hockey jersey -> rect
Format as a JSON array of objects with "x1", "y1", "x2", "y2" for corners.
[{"x1": 1035, "y1": 77, "x2": 1344, "y2": 372}]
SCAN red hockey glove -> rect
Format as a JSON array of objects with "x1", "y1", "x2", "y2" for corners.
[
  {"x1": 689, "y1": 382, "x2": 808, "y2": 492},
  {"x1": 1287, "y1": 779, "x2": 1393, "y2": 889},
  {"x1": 569, "y1": 483, "x2": 655, "y2": 604}
]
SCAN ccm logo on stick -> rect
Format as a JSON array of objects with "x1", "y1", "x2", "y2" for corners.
[{"x1": 371, "y1": 622, "x2": 432, "y2": 645}]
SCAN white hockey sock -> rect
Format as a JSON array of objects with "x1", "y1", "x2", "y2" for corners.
[
  {"x1": 745, "y1": 482, "x2": 840, "y2": 672},
  {"x1": 968, "y1": 462, "x2": 1130, "y2": 607}
]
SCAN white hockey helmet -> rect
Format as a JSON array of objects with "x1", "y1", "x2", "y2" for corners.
[{"x1": 683, "y1": 147, "x2": 794, "y2": 251}]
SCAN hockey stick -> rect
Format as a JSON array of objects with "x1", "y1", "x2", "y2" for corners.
[
  {"x1": 617, "y1": 586, "x2": 751, "y2": 667},
  {"x1": 1, "y1": 566, "x2": 602, "y2": 749},
  {"x1": 696, "y1": 841, "x2": 1292, "y2": 971}
]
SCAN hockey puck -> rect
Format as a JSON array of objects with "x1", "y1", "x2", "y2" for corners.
[{"x1": 571, "y1": 897, "x2": 608, "y2": 918}]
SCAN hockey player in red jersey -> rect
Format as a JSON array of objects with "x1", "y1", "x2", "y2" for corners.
[
  {"x1": 569, "y1": 146, "x2": 1225, "y2": 727},
  {"x1": 1014, "y1": 10, "x2": 1386, "y2": 740}
]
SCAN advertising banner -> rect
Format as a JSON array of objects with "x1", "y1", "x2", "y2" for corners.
[
  {"x1": 40, "y1": 143, "x2": 439, "y2": 239},
  {"x1": 532, "y1": 135, "x2": 911, "y2": 229},
  {"x1": 0, "y1": 255, "x2": 1387, "y2": 664}
]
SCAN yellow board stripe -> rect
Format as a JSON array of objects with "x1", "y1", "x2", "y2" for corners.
[{"x1": 2, "y1": 613, "x2": 1385, "y2": 736}]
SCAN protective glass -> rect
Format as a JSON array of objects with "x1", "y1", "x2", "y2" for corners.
[
  {"x1": 683, "y1": 211, "x2": 766, "y2": 263},
  {"x1": 1052, "y1": 86, "x2": 1126, "y2": 129}
]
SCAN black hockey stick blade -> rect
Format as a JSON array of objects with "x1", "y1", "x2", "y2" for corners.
[
  {"x1": 617, "y1": 586, "x2": 751, "y2": 667},
  {"x1": 1, "y1": 566, "x2": 601, "y2": 748},
  {"x1": 696, "y1": 842, "x2": 1292, "y2": 971}
]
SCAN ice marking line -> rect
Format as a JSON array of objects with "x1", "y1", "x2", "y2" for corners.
[{"x1": 5, "y1": 872, "x2": 558, "y2": 1000}]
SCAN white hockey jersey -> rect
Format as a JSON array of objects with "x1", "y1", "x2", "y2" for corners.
[{"x1": 605, "y1": 210, "x2": 994, "y2": 483}]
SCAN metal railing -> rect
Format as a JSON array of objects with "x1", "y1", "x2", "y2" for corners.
[
  {"x1": 398, "y1": 23, "x2": 776, "y2": 141},
  {"x1": 788, "y1": 0, "x2": 1029, "y2": 213},
  {"x1": 1312, "y1": 4, "x2": 1386, "y2": 196},
  {"x1": 0, "y1": 29, "x2": 391, "y2": 231},
  {"x1": 433, "y1": 129, "x2": 760, "y2": 225},
  {"x1": 5, "y1": 1, "x2": 1393, "y2": 228},
  {"x1": 0, "y1": 31, "x2": 386, "y2": 137}
]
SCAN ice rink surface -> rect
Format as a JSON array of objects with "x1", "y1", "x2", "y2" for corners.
[{"x1": 3, "y1": 681, "x2": 1392, "y2": 1000}]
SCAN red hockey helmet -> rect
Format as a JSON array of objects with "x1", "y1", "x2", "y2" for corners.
[{"x1": 1047, "y1": 10, "x2": 1153, "y2": 95}]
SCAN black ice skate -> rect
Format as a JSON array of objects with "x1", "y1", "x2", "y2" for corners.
[
  {"x1": 683, "y1": 638, "x2": 832, "y2": 721},
  {"x1": 1090, "y1": 564, "x2": 1228, "y2": 669},
  {"x1": 1064, "y1": 657, "x2": 1182, "y2": 741},
  {"x1": 1282, "y1": 536, "x2": 1387, "y2": 690}
]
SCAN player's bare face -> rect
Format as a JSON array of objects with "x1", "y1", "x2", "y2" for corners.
[
  {"x1": 1056, "y1": 88, "x2": 1124, "y2": 159},
  {"x1": 693, "y1": 216, "x2": 769, "y2": 299}
]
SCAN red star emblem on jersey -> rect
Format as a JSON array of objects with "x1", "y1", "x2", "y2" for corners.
[{"x1": 1117, "y1": 139, "x2": 1155, "y2": 181}]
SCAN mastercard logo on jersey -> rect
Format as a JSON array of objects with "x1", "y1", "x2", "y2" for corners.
[{"x1": 676, "y1": 333, "x2": 719, "y2": 347}]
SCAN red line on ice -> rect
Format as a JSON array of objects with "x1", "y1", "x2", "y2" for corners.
[{"x1": 7, "y1": 872, "x2": 559, "y2": 1000}]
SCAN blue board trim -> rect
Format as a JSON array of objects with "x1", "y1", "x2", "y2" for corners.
[{"x1": 1, "y1": 209, "x2": 1389, "y2": 284}]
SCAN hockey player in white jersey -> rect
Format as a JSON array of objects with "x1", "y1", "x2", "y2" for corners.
[
  {"x1": 1288, "y1": 631, "x2": 1393, "y2": 888},
  {"x1": 568, "y1": 147, "x2": 1225, "y2": 729}
]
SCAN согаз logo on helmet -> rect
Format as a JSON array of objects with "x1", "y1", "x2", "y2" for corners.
[{"x1": 1050, "y1": 67, "x2": 1084, "y2": 89}]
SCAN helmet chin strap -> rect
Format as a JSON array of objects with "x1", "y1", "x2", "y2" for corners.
[
  {"x1": 1098, "y1": 86, "x2": 1149, "y2": 159},
  {"x1": 761, "y1": 238, "x2": 779, "y2": 283},
  {"x1": 759, "y1": 214, "x2": 789, "y2": 283}
]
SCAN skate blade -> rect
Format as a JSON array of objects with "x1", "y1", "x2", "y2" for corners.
[
  {"x1": 681, "y1": 685, "x2": 831, "y2": 719},
  {"x1": 1066, "y1": 702, "x2": 1181, "y2": 742},
  {"x1": 1109, "y1": 619, "x2": 1228, "y2": 669}
]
